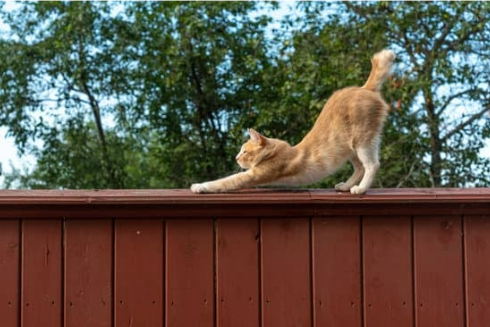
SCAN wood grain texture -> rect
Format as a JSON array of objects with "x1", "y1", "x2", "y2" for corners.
[
  {"x1": 0, "y1": 188, "x2": 488, "y2": 205},
  {"x1": 465, "y1": 215, "x2": 490, "y2": 327},
  {"x1": 313, "y1": 216, "x2": 361, "y2": 327},
  {"x1": 115, "y1": 219, "x2": 164, "y2": 327},
  {"x1": 166, "y1": 219, "x2": 214, "y2": 327},
  {"x1": 21, "y1": 219, "x2": 62, "y2": 327},
  {"x1": 0, "y1": 190, "x2": 487, "y2": 327},
  {"x1": 0, "y1": 220, "x2": 20, "y2": 327},
  {"x1": 216, "y1": 219, "x2": 259, "y2": 327},
  {"x1": 64, "y1": 219, "x2": 112, "y2": 327},
  {"x1": 414, "y1": 215, "x2": 464, "y2": 327},
  {"x1": 0, "y1": 189, "x2": 487, "y2": 219},
  {"x1": 363, "y1": 216, "x2": 413, "y2": 327},
  {"x1": 261, "y1": 218, "x2": 311, "y2": 327}
]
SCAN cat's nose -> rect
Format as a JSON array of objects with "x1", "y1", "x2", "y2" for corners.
[{"x1": 235, "y1": 154, "x2": 240, "y2": 160}]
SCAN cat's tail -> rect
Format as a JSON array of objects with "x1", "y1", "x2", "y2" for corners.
[{"x1": 362, "y1": 49, "x2": 396, "y2": 92}]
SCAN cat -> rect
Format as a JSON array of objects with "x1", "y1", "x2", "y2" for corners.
[{"x1": 191, "y1": 49, "x2": 395, "y2": 194}]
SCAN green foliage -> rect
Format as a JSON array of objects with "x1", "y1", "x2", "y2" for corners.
[
  {"x1": 341, "y1": 1, "x2": 490, "y2": 187},
  {"x1": 0, "y1": 1, "x2": 488, "y2": 189}
]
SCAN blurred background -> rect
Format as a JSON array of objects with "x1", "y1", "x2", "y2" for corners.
[{"x1": 0, "y1": 1, "x2": 488, "y2": 189}]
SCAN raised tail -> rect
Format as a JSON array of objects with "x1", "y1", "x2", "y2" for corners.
[{"x1": 362, "y1": 49, "x2": 396, "y2": 92}]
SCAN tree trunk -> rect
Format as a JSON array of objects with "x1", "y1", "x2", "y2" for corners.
[
  {"x1": 81, "y1": 80, "x2": 122, "y2": 189},
  {"x1": 424, "y1": 89, "x2": 442, "y2": 187},
  {"x1": 77, "y1": 41, "x2": 122, "y2": 189}
]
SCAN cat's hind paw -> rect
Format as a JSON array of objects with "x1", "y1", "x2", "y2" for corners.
[
  {"x1": 350, "y1": 185, "x2": 367, "y2": 195},
  {"x1": 190, "y1": 183, "x2": 210, "y2": 194},
  {"x1": 334, "y1": 182, "x2": 350, "y2": 192}
]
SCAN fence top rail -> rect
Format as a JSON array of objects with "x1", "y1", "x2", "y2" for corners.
[{"x1": 0, "y1": 188, "x2": 488, "y2": 205}]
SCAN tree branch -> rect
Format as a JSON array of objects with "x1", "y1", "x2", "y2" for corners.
[
  {"x1": 436, "y1": 88, "x2": 482, "y2": 116},
  {"x1": 432, "y1": 20, "x2": 455, "y2": 54},
  {"x1": 343, "y1": 2, "x2": 421, "y2": 68},
  {"x1": 396, "y1": 161, "x2": 417, "y2": 188},
  {"x1": 77, "y1": 41, "x2": 121, "y2": 188},
  {"x1": 442, "y1": 104, "x2": 490, "y2": 142},
  {"x1": 21, "y1": 97, "x2": 61, "y2": 105},
  {"x1": 441, "y1": 8, "x2": 486, "y2": 55}
]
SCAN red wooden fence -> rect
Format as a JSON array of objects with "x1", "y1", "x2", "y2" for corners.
[{"x1": 0, "y1": 188, "x2": 489, "y2": 327}]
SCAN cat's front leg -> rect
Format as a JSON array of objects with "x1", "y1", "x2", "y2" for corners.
[
  {"x1": 190, "y1": 182, "x2": 212, "y2": 194},
  {"x1": 190, "y1": 171, "x2": 257, "y2": 194}
]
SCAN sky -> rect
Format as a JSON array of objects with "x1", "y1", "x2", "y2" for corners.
[{"x1": 0, "y1": 1, "x2": 489, "y2": 187}]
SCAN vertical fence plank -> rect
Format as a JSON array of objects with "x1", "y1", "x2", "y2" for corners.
[
  {"x1": 65, "y1": 219, "x2": 112, "y2": 327},
  {"x1": 22, "y1": 219, "x2": 62, "y2": 327},
  {"x1": 414, "y1": 215, "x2": 464, "y2": 327},
  {"x1": 115, "y1": 219, "x2": 163, "y2": 327},
  {"x1": 261, "y1": 218, "x2": 311, "y2": 327},
  {"x1": 0, "y1": 220, "x2": 20, "y2": 327},
  {"x1": 465, "y1": 215, "x2": 490, "y2": 327},
  {"x1": 312, "y1": 216, "x2": 361, "y2": 327},
  {"x1": 363, "y1": 216, "x2": 413, "y2": 327},
  {"x1": 166, "y1": 219, "x2": 214, "y2": 327},
  {"x1": 216, "y1": 219, "x2": 259, "y2": 327}
]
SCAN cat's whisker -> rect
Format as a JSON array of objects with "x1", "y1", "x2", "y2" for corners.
[{"x1": 233, "y1": 164, "x2": 243, "y2": 174}]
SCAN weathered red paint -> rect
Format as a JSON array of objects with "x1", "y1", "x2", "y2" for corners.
[
  {"x1": 64, "y1": 219, "x2": 112, "y2": 327},
  {"x1": 261, "y1": 218, "x2": 311, "y2": 327},
  {"x1": 414, "y1": 216, "x2": 465, "y2": 327},
  {"x1": 216, "y1": 219, "x2": 260, "y2": 327},
  {"x1": 115, "y1": 219, "x2": 164, "y2": 327},
  {"x1": 363, "y1": 216, "x2": 413, "y2": 327},
  {"x1": 21, "y1": 219, "x2": 62, "y2": 327},
  {"x1": 0, "y1": 188, "x2": 488, "y2": 219},
  {"x1": 465, "y1": 215, "x2": 490, "y2": 327},
  {"x1": 0, "y1": 220, "x2": 20, "y2": 327},
  {"x1": 313, "y1": 216, "x2": 361, "y2": 327},
  {"x1": 166, "y1": 219, "x2": 214, "y2": 327},
  {"x1": 0, "y1": 189, "x2": 487, "y2": 327}
]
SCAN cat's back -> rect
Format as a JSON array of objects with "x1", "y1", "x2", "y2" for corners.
[
  {"x1": 317, "y1": 86, "x2": 388, "y2": 127},
  {"x1": 328, "y1": 86, "x2": 386, "y2": 112},
  {"x1": 301, "y1": 86, "x2": 388, "y2": 150}
]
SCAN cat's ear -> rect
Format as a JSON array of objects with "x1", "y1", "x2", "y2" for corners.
[{"x1": 248, "y1": 128, "x2": 268, "y2": 146}]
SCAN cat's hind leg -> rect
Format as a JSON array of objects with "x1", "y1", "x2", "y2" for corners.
[
  {"x1": 350, "y1": 146, "x2": 380, "y2": 195},
  {"x1": 335, "y1": 157, "x2": 364, "y2": 192}
]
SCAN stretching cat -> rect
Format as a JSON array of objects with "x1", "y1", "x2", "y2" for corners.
[{"x1": 191, "y1": 49, "x2": 395, "y2": 194}]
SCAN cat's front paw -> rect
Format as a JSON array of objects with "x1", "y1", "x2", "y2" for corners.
[
  {"x1": 334, "y1": 182, "x2": 350, "y2": 192},
  {"x1": 350, "y1": 185, "x2": 367, "y2": 195},
  {"x1": 190, "y1": 182, "x2": 210, "y2": 194}
]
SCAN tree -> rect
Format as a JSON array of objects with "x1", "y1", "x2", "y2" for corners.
[
  {"x1": 0, "y1": 1, "x2": 129, "y2": 188},
  {"x1": 259, "y1": 1, "x2": 489, "y2": 188},
  {"x1": 120, "y1": 1, "x2": 276, "y2": 187},
  {"x1": 343, "y1": 1, "x2": 490, "y2": 187},
  {"x1": 0, "y1": 1, "x2": 275, "y2": 188}
]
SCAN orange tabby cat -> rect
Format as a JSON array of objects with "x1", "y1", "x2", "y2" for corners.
[{"x1": 191, "y1": 49, "x2": 395, "y2": 194}]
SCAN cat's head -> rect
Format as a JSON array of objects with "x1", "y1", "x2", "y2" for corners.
[{"x1": 236, "y1": 128, "x2": 276, "y2": 169}]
